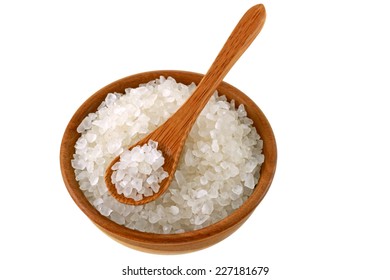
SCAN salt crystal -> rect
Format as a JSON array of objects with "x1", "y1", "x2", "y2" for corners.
[
  {"x1": 86, "y1": 161, "x2": 94, "y2": 173},
  {"x1": 75, "y1": 138, "x2": 87, "y2": 150},
  {"x1": 194, "y1": 214, "x2": 209, "y2": 225},
  {"x1": 208, "y1": 184, "x2": 219, "y2": 199},
  {"x1": 163, "y1": 225, "x2": 172, "y2": 233},
  {"x1": 197, "y1": 141, "x2": 210, "y2": 153},
  {"x1": 144, "y1": 152, "x2": 156, "y2": 165},
  {"x1": 134, "y1": 219, "x2": 147, "y2": 231},
  {"x1": 148, "y1": 140, "x2": 158, "y2": 149},
  {"x1": 130, "y1": 146, "x2": 145, "y2": 162},
  {"x1": 150, "y1": 182, "x2": 160, "y2": 193},
  {"x1": 107, "y1": 138, "x2": 121, "y2": 154},
  {"x1": 115, "y1": 169, "x2": 125, "y2": 182},
  {"x1": 201, "y1": 201, "x2": 214, "y2": 215},
  {"x1": 211, "y1": 139, "x2": 219, "y2": 152},
  {"x1": 105, "y1": 93, "x2": 118, "y2": 106},
  {"x1": 204, "y1": 170, "x2": 215, "y2": 181},
  {"x1": 99, "y1": 205, "x2": 112, "y2": 217},
  {"x1": 146, "y1": 174, "x2": 157, "y2": 184},
  {"x1": 232, "y1": 184, "x2": 243, "y2": 195},
  {"x1": 169, "y1": 205, "x2": 180, "y2": 215},
  {"x1": 76, "y1": 113, "x2": 96, "y2": 133},
  {"x1": 110, "y1": 212, "x2": 125, "y2": 225},
  {"x1": 256, "y1": 154, "x2": 265, "y2": 164},
  {"x1": 200, "y1": 176, "x2": 208, "y2": 185},
  {"x1": 97, "y1": 181, "x2": 107, "y2": 195},
  {"x1": 196, "y1": 189, "x2": 208, "y2": 198},
  {"x1": 221, "y1": 161, "x2": 228, "y2": 169},
  {"x1": 143, "y1": 187, "x2": 153, "y2": 197},
  {"x1": 71, "y1": 158, "x2": 86, "y2": 170},
  {"x1": 184, "y1": 150, "x2": 195, "y2": 166},
  {"x1": 231, "y1": 198, "x2": 244, "y2": 209},
  {"x1": 93, "y1": 198, "x2": 104, "y2": 207},
  {"x1": 244, "y1": 174, "x2": 255, "y2": 189},
  {"x1": 85, "y1": 133, "x2": 97, "y2": 143},
  {"x1": 160, "y1": 171, "x2": 168, "y2": 180},
  {"x1": 131, "y1": 178, "x2": 143, "y2": 192},
  {"x1": 216, "y1": 193, "x2": 231, "y2": 206},
  {"x1": 174, "y1": 170, "x2": 186, "y2": 186},
  {"x1": 89, "y1": 174, "x2": 99, "y2": 186},
  {"x1": 228, "y1": 163, "x2": 240, "y2": 177},
  {"x1": 151, "y1": 156, "x2": 164, "y2": 171},
  {"x1": 215, "y1": 118, "x2": 223, "y2": 130},
  {"x1": 237, "y1": 104, "x2": 247, "y2": 117},
  {"x1": 123, "y1": 187, "x2": 131, "y2": 197},
  {"x1": 138, "y1": 162, "x2": 152, "y2": 174},
  {"x1": 244, "y1": 160, "x2": 258, "y2": 173}
]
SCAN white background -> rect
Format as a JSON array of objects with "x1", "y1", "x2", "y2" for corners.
[{"x1": 1, "y1": 0, "x2": 389, "y2": 279}]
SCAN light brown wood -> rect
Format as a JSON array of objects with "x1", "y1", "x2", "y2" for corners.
[
  {"x1": 104, "y1": 4, "x2": 267, "y2": 205},
  {"x1": 60, "y1": 69, "x2": 277, "y2": 253}
]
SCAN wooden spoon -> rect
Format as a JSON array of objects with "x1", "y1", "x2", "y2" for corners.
[{"x1": 105, "y1": 4, "x2": 266, "y2": 205}]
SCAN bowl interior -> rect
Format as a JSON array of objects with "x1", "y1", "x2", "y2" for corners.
[{"x1": 60, "y1": 70, "x2": 277, "y2": 252}]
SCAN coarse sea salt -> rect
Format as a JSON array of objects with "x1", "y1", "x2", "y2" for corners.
[
  {"x1": 72, "y1": 76, "x2": 264, "y2": 233},
  {"x1": 111, "y1": 140, "x2": 168, "y2": 201}
]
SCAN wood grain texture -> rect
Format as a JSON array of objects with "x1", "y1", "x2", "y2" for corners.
[
  {"x1": 104, "y1": 4, "x2": 266, "y2": 205},
  {"x1": 60, "y1": 69, "x2": 277, "y2": 253}
]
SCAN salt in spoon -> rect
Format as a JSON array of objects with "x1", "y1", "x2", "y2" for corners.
[{"x1": 105, "y1": 4, "x2": 266, "y2": 205}]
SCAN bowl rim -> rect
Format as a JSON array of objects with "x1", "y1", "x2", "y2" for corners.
[{"x1": 60, "y1": 70, "x2": 277, "y2": 247}]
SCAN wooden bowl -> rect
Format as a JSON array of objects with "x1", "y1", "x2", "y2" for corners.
[{"x1": 60, "y1": 70, "x2": 277, "y2": 253}]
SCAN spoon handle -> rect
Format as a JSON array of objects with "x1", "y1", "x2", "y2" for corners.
[
  {"x1": 145, "y1": 4, "x2": 266, "y2": 159},
  {"x1": 173, "y1": 4, "x2": 266, "y2": 131}
]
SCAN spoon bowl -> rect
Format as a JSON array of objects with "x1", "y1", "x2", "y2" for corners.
[{"x1": 105, "y1": 4, "x2": 266, "y2": 205}]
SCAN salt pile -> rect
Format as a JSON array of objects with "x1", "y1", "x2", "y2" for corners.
[
  {"x1": 72, "y1": 76, "x2": 264, "y2": 233},
  {"x1": 111, "y1": 140, "x2": 168, "y2": 201}
]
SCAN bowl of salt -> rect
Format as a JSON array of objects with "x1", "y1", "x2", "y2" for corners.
[{"x1": 60, "y1": 70, "x2": 276, "y2": 253}]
